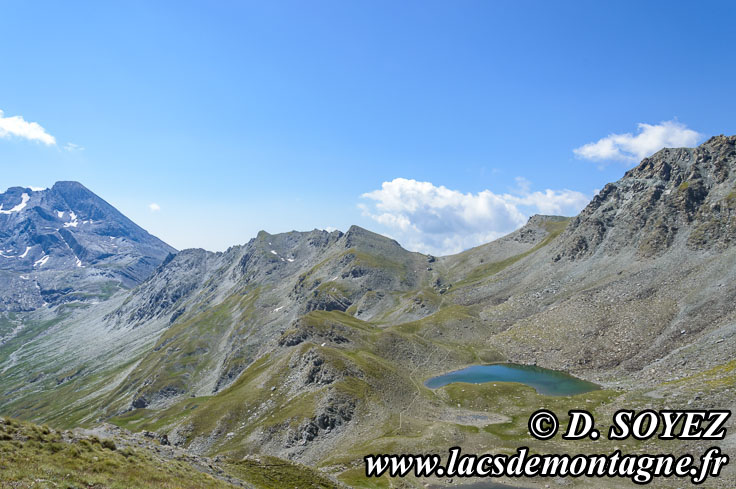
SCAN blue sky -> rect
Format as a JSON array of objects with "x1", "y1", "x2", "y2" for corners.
[{"x1": 2, "y1": 1, "x2": 735, "y2": 254}]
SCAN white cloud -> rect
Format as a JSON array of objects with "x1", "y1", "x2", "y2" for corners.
[
  {"x1": 360, "y1": 178, "x2": 589, "y2": 255},
  {"x1": 148, "y1": 203, "x2": 161, "y2": 212},
  {"x1": 0, "y1": 109, "x2": 56, "y2": 145},
  {"x1": 64, "y1": 142, "x2": 84, "y2": 152},
  {"x1": 573, "y1": 120, "x2": 701, "y2": 164}
]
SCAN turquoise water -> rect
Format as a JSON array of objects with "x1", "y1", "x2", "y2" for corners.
[{"x1": 425, "y1": 363, "x2": 599, "y2": 396}]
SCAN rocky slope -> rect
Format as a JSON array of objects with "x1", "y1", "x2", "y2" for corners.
[
  {"x1": 0, "y1": 181, "x2": 175, "y2": 312},
  {"x1": 1, "y1": 137, "x2": 735, "y2": 488},
  {"x1": 555, "y1": 134, "x2": 736, "y2": 260},
  {"x1": 0, "y1": 416, "x2": 342, "y2": 489}
]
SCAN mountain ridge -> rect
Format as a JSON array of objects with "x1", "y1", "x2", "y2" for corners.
[
  {"x1": 0, "y1": 181, "x2": 176, "y2": 311},
  {"x1": 1, "y1": 137, "x2": 735, "y2": 488},
  {"x1": 555, "y1": 134, "x2": 736, "y2": 260}
]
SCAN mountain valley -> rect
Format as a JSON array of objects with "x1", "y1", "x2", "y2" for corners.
[{"x1": 1, "y1": 136, "x2": 735, "y2": 488}]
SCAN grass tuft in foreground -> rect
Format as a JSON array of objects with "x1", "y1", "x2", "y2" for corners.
[{"x1": 0, "y1": 417, "x2": 236, "y2": 489}]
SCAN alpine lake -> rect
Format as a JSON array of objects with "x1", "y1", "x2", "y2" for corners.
[
  {"x1": 425, "y1": 364, "x2": 599, "y2": 489},
  {"x1": 425, "y1": 363, "x2": 600, "y2": 396}
]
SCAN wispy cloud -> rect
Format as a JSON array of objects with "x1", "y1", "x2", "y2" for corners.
[
  {"x1": 148, "y1": 203, "x2": 161, "y2": 212},
  {"x1": 0, "y1": 109, "x2": 56, "y2": 145},
  {"x1": 360, "y1": 178, "x2": 589, "y2": 255},
  {"x1": 64, "y1": 142, "x2": 84, "y2": 152},
  {"x1": 573, "y1": 120, "x2": 702, "y2": 164}
]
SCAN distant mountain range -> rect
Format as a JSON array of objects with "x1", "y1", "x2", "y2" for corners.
[
  {"x1": 0, "y1": 181, "x2": 175, "y2": 311},
  {"x1": 0, "y1": 136, "x2": 734, "y2": 488}
]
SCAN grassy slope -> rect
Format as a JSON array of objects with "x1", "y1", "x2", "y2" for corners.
[
  {"x1": 224, "y1": 455, "x2": 339, "y2": 489},
  {"x1": 107, "y1": 219, "x2": 594, "y2": 488},
  {"x1": 0, "y1": 417, "x2": 235, "y2": 489},
  {"x1": 5, "y1": 219, "x2": 732, "y2": 488},
  {"x1": 0, "y1": 416, "x2": 344, "y2": 489}
]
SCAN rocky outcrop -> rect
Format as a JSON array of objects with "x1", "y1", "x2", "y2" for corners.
[
  {"x1": 286, "y1": 390, "x2": 355, "y2": 447},
  {"x1": 278, "y1": 318, "x2": 350, "y2": 347},
  {"x1": 555, "y1": 135, "x2": 736, "y2": 260}
]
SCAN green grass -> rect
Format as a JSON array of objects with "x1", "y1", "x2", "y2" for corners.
[
  {"x1": 109, "y1": 309, "x2": 388, "y2": 450},
  {"x1": 0, "y1": 288, "x2": 262, "y2": 430},
  {"x1": 4, "y1": 410, "x2": 346, "y2": 489},
  {"x1": 329, "y1": 378, "x2": 701, "y2": 489},
  {"x1": 322, "y1": 380, "x2": 624, "y2": 488},
  {"x1": 112, "y1": 345, "x2": 322, "y2": 450},
  {"x1": 113, "y1": 350, "x2": 275, "y2": 437},
  {"x1": 393, "y1": 304, "x2": 476, "y2": 335},
  {"x1": 102, "y1": 290, "x2": 261, "y2": 416},
  {"x1": 111, "y1": 336, "x2": 387, "y2": 454},
  {"x1": 0, "y1": 314, "x2": 69, "y2": 367},
  {"x1": 664, "y1": 358, "x2": 736, "y2": 390},
  {"x1": 0, "y1": 417, "x2": 236, "y2": 489},
  {"x1": 224, "y1": 455, "x2": 339, "y2": 489},
  {"x1": 726, "y1": 189, "x2": 736, "y2": 204},
  {"x1": 312, "y1": 280, "x2": 352, "y2": 306},
  {"x1": 339, "y1": 467, "x2": 392, "y2": 489},
  {"x1": 0, "y1": 313, "x2": 16, "y2": 337},
  {"x1": 280, "y1": 310, "x2": 379, "y2": 347},
  {"x1": 303, "y1": 310, "x2": 379, "y2": 333},
  {"x1": 298, "y1": 248, "x2": 410, "y2": 291},
  {"x1": 454, "y1": 219, "x2": 569, "y2": 287},
  {"x1": 348, "y1": 249, "x2": 407, "y2": 276}
]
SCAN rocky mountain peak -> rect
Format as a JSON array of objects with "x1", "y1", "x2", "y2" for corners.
[
  {"x1": 624, "y1": 135, "x2": 735, "y2": 184},
  {"x1": 525, "y1": 214, "x2": 570, "y2": 227},
  {"x1": 0, "y1": 181, "x2": 176, "y2": 311},
  {"x1": 51, "y1": 180, "x2": 87, "y2": 192},
  {"x1": 341, "y1": 225, "x2": 403, "y2": 252},
  {"x1": 554, "y1": 135, "x2": 736, "y2": 261}
]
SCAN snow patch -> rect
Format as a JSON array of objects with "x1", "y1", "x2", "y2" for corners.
[
  {"x1": 287, "y1": 258, "x2": 295, "y2": 262},
  {"x1": 63, "y1": 211, "x2": 79, "y2": 227},
  {"x1": 19, "y1": 246, "x2": 31, "y2": 258},
  {"x1": 76, "y1": 257, "x2": 82, "y2": 267},
  {"x1": 33, "y1": 255, "x2": 49, "y2": 267},
  {"x1": 270, "y1": 250, "x2": 278, "y2": 255},
  {"x1": 0, "y1": 193, "x2": 30, "y2": 214},
  {"x1": 56, "y1": 210, "x2": 64, "y2": 218},
  {"x1": 273, "y1": 306, "x2": 284, "y2": 313}
]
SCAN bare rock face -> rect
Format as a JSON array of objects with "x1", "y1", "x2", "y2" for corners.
[
  {"x1": 555, "y1": 135, "x2": 736, "y2": 260},
  {"x1": 278, "y1": 317, "x2": 350, "y2": 347},
  {"x1": 286, "y1": 390, "x2": 355, "y2": 448},
  {"x1": 0, "y1": 181, "x2": 176, "y2": 310}
]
